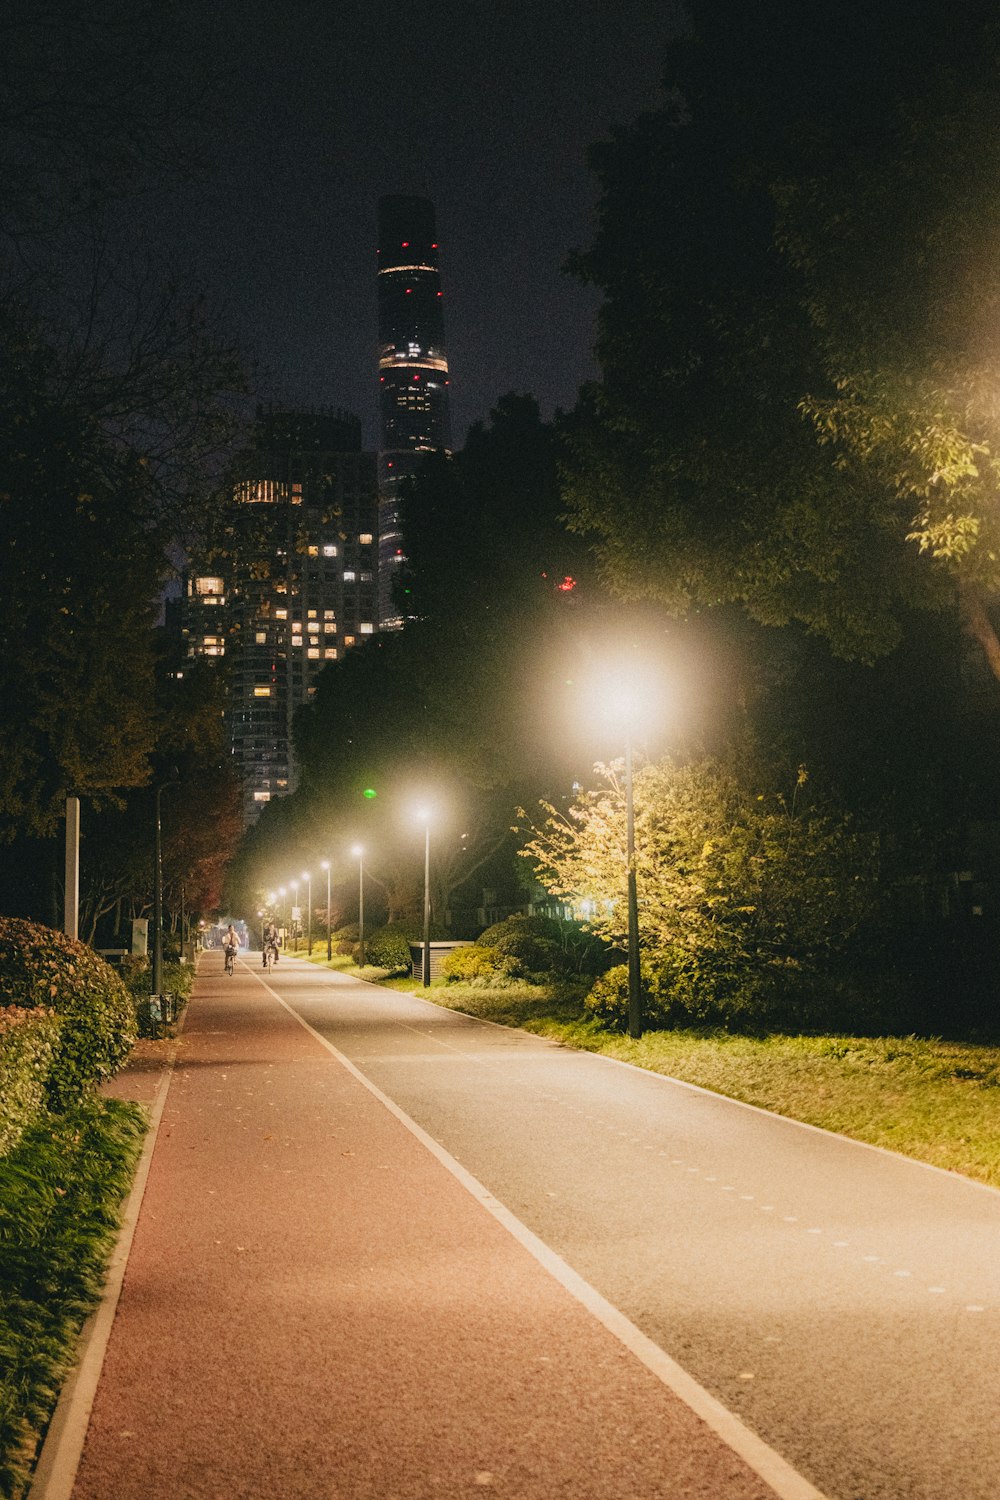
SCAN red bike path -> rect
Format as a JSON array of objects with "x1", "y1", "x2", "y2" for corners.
[{"x1": 38, "y1": 955, "x2": 793, "y2": 1499}]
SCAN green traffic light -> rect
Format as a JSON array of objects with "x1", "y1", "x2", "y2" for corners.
[{"x1": 363, "y1": 788, "x2": 377, "y2": 799}]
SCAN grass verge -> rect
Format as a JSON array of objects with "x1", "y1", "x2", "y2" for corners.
[
  {"x1": 391, "y1": 978, "x2": 1000, "y2": 1191},
  {"x1": 0, "y1": 1096, "x2": 146, "y2": 1499}
]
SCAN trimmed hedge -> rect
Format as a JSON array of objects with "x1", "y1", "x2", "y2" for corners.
[
  {"x1": 0, "y1": 918, "x2": 136, "y2": 1108},
  {"x1": 364, "y1": 921, "x2": 449, "y2": 975},
  {"x1": 442, "y1": 945, "x2": 518, "y2": 984},
  {"x1": 0, "y1": 1007, "x2": 60, "y2": 1158}
]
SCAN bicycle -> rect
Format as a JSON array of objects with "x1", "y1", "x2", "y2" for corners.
[
  {"x1": 224, "y1": 943, "x2": 237, "y2": 976},
  {"x1": 262, "y1": 941, "x2": 277, "y2": 971}
]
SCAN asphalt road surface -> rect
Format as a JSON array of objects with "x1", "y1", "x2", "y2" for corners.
[
  {"x1": 264, "y1": 958, "x2": 1000, "y2": 1500},
  {"x1": 58, "y1": 953, "x2": 788, "y2": 1500}
]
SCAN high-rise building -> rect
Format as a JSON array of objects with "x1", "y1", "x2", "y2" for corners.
[
  {"x1": 176, "y1": 406, "x2": 378, "y2": 824},
  {"x1": 376, "y1": 194, "x2": 452, "y2": 628}
]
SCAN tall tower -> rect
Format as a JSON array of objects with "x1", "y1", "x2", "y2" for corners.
[{"x1": 376, "y1": 194, "x2": 451, "y2": 628}]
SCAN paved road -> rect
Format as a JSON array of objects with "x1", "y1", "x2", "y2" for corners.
[
  {"x1": 56, "y1": 954, "x2": 788, "y2": 1500},
  {"x1": 265, "y1": 958, "x2": 1000, "y2": 1500}
]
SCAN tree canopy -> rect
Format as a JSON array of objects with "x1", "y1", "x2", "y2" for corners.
[{"x1": 563, "y1": 0, "x2": 1000, "y2": 675}]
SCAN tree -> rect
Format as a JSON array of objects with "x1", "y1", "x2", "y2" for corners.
[
  {"x1": 520, "y1": 756, "x2": 881, "y2": 1025},
  {"x1": 563, "y1": 1, "x2": 1000, "y2": 676}
]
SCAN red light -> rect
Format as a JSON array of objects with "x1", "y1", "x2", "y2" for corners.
[
  {"x1": 380, "y1": 376, "x2": 385, "y2": 383},
  {"x1": 387, "y1": 461, "x2": 394, "y2": 469},
  {"x1": 432, "y1": 243, "x2": 438, "y2": 249},
  {"x1": 436, "y1": 291, "x2": 442, "y2": 298},
  {"x1": 413, "y1": 374, "x2": 419, "y2": 381},
  {"x1": 402, "y1": 241, "x2": 409, "y2": 247},
  {"x1": 405, "y1": 288, "x2": 412, "y2": 295},
  {"x1": 556, "y1": 576, "x2": 578, "y2": 593},
  {"x1": 396, "y1": 548, "x2": 404, "y2": 556}
]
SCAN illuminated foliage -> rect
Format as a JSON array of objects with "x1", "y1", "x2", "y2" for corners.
[{"x1": 564, "y1": 0, "x2": 1000, "y2": 677}]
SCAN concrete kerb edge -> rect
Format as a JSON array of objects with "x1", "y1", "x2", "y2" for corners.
[
  {"x1": 258, "y1": 967, "x2": 830, "y2": 1500},
  {"x1": 28, "y1": 1021, "x2": 184, "y2": 1500}
]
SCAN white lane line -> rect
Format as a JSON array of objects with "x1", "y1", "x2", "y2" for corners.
[{"x1": 266, "y1": 974, "x2": 831, "y2": 1500}]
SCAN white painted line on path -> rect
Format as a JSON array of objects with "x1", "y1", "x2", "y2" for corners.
[{"x1": 263, "y1": 969, "x2": 830, "y2": 1500}]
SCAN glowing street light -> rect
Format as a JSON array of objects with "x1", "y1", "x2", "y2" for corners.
[
  {"x1": 352, "y1": 844, "x2": 365, "y2": 967},
  {"x1": 321, "y1": 860, "x2": 332, "y2": 960},
  {"x1": 301, "y1": 870, "x2": 312, "y2": 957},
  {"x1": 417, "y1": 809, "x2": 432, "y2": 987}
]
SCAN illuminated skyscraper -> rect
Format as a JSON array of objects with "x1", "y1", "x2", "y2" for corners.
[
  {"x1": 376, "y1": 194, "x2": 451, "y2": 627},
  {"x1": 176, "y1": 406, "x2": 378, "y2": 824}
]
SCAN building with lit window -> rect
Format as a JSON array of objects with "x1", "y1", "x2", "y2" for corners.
[
  {"x1": 177, "y1": 405, "x2": 378, "y2": 824},
  {"x1": 376, "y1": 194, "x2": 452, "y2": 628}
]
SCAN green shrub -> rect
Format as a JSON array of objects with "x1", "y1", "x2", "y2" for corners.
[
  {"x1": 0, "y1": 1008, "x2": 60, "y2": 1158},
  {"x1": 365, "y1": 921, "x2": 448, "y2": 975},
  {"x1": 441, "y1": 944, "x2": 518, "y2": 984},
  {"x1": 585, "y1": 963, "x2": 678, "y2": 1031},
  {"x1": 0, "y1": 918, "x2": 136, "y2": 1108},
  {"x1": 476, "y1": 915, "x2": 573, "y2": 978}
]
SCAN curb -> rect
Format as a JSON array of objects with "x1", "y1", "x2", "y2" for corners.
[{"x1": 27, "y1": 1029, "x2": 182, "y2": 1500}]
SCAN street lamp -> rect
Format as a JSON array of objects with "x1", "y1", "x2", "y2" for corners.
[
  {"x1": 352, "y1": 844, "x2": 365, "y2": 967},
  {"x1": 152, "y1": 768, "x2": 179, "y2": 1000},
  {"x1": 418, "y1": 809, "x2": 432, "y2": 987},
  {"x1": 278, "y1": 885, "x2": 287, "y2": 945},
  {"x1": 290, "y1": 879, "x2": 299, "y2": 952},
  {"x1": 321, "y1": 860, "x2": 332, "y2": 960},
  {"x1": 301, "y1": 870, "x2": 312, "y2": 957},
  {"x1": 623, "y1": 736, "x2": 642, "y2": 1040}
]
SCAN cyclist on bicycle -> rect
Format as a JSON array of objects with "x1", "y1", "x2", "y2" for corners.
[
  {"x1": 223, "y1": 924, "x2": 239, "y2": 973},
  {"x1": 262, "y1": 919, "x2": 280, "y2": 968}
]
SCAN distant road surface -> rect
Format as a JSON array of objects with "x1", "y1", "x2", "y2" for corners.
[{"x1": 271, "y1": 961, "x2": 1000, "y2": 1500}]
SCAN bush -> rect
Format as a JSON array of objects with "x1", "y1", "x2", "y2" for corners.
[
  {"x1": 364, "y1": 921, "x2": 449, "y2": 975},
  {"x1": 0, "y1": 1007, "x2": 60, "y2": 1157},
  {"x1": 441, "y1": 944, "x2": 518, "y2": 984},
  {"x1": 476, "y1": 915, "x2": 573, "y2": 979},
  {"x1": 0, "y1": 918, "x2": 136, "y2": 1107},
  {"x1": 585, "y1": 963, "x2": 677, "y2": 1031}
]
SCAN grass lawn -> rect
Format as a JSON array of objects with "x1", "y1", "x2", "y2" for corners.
[
  {"x1": 0, "y1": 1097, "x2": 145, "y2": 1499},
  {"x1": 385, "y1": 976, "x2": 1000, "y2": 1191}
]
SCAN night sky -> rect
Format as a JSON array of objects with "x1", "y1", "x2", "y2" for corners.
[{"x1": 135, "y1": 0, "x2": 685, "y2": 448}]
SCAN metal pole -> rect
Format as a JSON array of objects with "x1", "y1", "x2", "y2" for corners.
[
  {"x1": 64, "y1": 795, "x2": 80, "y2": 942},
  {"x1": 306, "y1": 874, "x2": 312, "y2": 957},
  {"x1": 325, "y1": 864, "x2": 332, "y2": 961},
  {"x1": 625, "y1": 738, "x2": 643, "y2": 1039},
  {"x1": 153, "y1": 784, "x2": 164, "y2": 998},
  {"x1": 358, "y1": 854, "x2": 365, "y2": 968},
  {"x1": 422, "y1": 821, "x2": 431, "y2": 987}
]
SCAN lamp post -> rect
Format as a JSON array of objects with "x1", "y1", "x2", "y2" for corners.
[
  {"x1": 321, "y1": 861, "x2": 332, "y2": 960},
  {"x1": 352, "y1": 845, "x2": 365, "y2": 967},
  {"x1": 152, "y1": 769, "x2": 179, "y2": 999},
  {"x1": 278, "y1": 886, "x2": 287, "y2": 947},
  {"x1": 290, "y1": 880, "x2": 299, "y2": 952},
  {"x1": 418, "y1": 810, "x2": 431, "y2": 987},
  {"x1": 301, "y1": 870, "x2": 312, "y2": 957},
  {"x1": 623, "y1": 735, "x2": 642, "y2": 1040}
]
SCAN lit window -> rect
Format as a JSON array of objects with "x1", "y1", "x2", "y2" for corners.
[
  {"x1": 359, "y1": 623, "x2": 374, "y2": 635},
  {"x1": 307, "y1": 545, "x2": 318, "y2": 557},
  {"x1": 292, "y1": 636, "x2": 303, "y2": 647},
  {"x1": 360, "y1": 571, "x2": 373, "y2": 583},
  {"x1": 344, "y1": 571, "x2": 356, "y2": 582},
  {"x1": 195, "y1": 576, "x2": 224, "y2": 596},
  {"x1": 255, "y1": 632, "x2": 267, "y2": 644},
  {"x1": 307, "y1": 609, "x2": 317, "y2": 619},
  {"x1": 323, "y1": 622, "x2": 336, "y2": 634},
  {"x1": 344, "y1": 635, "x2": 355, "y2": 646},
  {"x1": 306, "y1": 647, "x2": 320, "y2": 659},
  {"x1": 324, "y1": 648, "x2": 337, "y2": 659},
  {"x1": 323, "y1": 544, "x2": 337, "y2": 557},
  {"x1": 323, "y1": 610, "x2": 334, "y2": 620},
  {"x1": 307, "y1": 621, "x2": 319, "y2": 633},
  {"x1": 275, "y1": 607, "x2": 288, "y2": 619},
  {"x1": 276, "y1": 779, "x2": 288, "y2": 789},
  {"x1": 202, "y1": 635, "x2": 221, "y2": 645},
  {"x1": 292, "y1": 622, "x2": 301, "y2": 632},
  {"x1": 254, "y1": 791, "x2": 271, "y2": 802},
  {"x1": 253, "y1": 687, "x2": 271, "y2": 698},
  {"x1": 359, "y1": 533, "x2": 373, "y2": 545}
]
